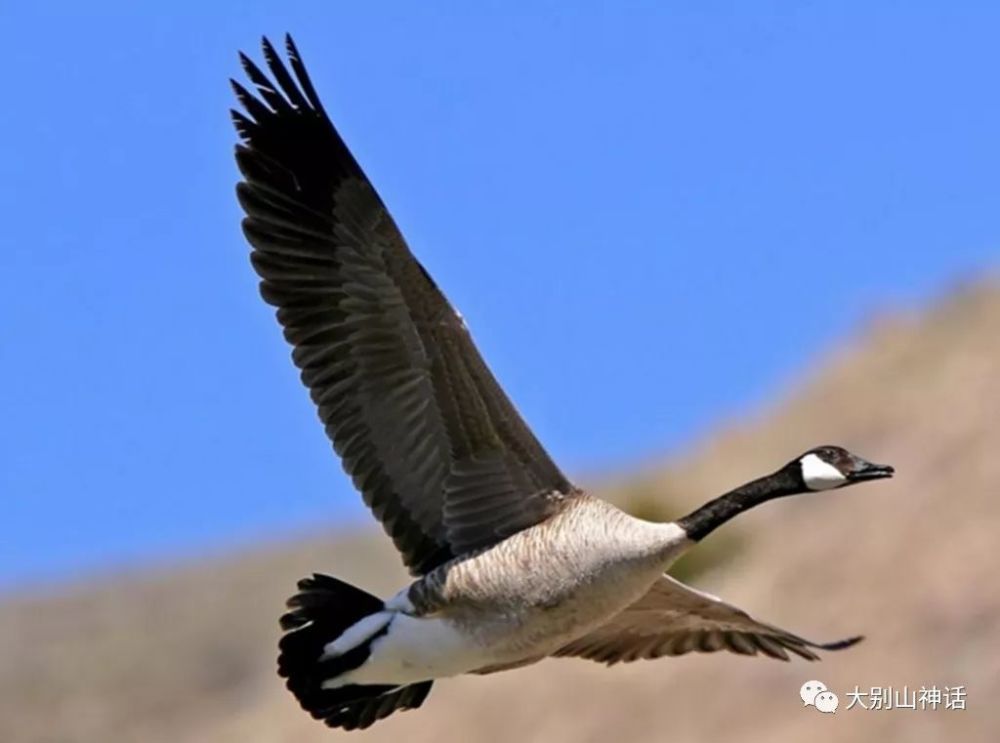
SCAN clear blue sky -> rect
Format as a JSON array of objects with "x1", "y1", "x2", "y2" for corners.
[{"x1": 2, "y1": 2, "x2": 998, "y2": 589}]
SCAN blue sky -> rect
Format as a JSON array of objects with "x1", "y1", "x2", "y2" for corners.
[{"x1": 2, "y1": 2, "x2": 998, "y2": 589}]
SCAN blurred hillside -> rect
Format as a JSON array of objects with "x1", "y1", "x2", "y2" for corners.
[{"x1": 2, "y1": 280, "x2": 998, "y2": 742}]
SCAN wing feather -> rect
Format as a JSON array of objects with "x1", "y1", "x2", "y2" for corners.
[
  {"x1": 233, "y1": 36, "x2": 574, "y2": 574},
  {"x1": 555, "y1": 574, "x2": 862, "y2": 665}
]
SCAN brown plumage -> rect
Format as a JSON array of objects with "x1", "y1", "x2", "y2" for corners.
[{"x1": 555, "y1": 573, "x2": 862, "y2": 664}]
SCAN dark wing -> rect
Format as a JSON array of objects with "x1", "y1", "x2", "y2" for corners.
[
  {"x1": 555, "y1": 574, "x2": 862, "y2": 664},
  {"x1": 232, "y1": 36, "x2": 574, "y2": 574}
]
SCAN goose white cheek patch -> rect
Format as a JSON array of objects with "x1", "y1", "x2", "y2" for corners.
[{"x1": 800, "y1": 453, "x2": 847, "y2": 491}]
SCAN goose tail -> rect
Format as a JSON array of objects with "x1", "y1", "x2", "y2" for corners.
[{"x1": 277, "y1": 573, "x2": 433, "y2": 730}]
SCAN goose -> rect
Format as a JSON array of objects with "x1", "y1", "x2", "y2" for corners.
[{"x1": 231, "y1": 36, "x2": 895, "y2": 731}]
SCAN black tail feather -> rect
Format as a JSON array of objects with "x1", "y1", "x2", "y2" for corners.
[
  {"x1": 279, "y1": 573, "x2": 382, "y2": 631},
  {"x1": 325, "y1": 680, "x2": 434, "y2": 731},
  {"x1": 277, "y1": 572, "x2": 433, "y2": 730}
]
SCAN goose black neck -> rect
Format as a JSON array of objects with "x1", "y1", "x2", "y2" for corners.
[{"x1": 676, "y1": 465, "x2": 804, "y2": 542}]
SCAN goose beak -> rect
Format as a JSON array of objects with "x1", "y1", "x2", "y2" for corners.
[{"x1": 847, "y1": 457, "x2": 895, "y2": 482}]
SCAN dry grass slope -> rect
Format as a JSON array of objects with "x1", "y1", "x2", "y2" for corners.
[{"x1": 3, "y1": 281, "x2": 998, "y2": 742}]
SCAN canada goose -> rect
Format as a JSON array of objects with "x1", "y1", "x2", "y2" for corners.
[{"x1": 231, "y1": 36, "x2": 895, "y2": 731}]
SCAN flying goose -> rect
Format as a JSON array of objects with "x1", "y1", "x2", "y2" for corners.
[{"x1": 231, "y1": 36, "x2": 894, "y2": 731}]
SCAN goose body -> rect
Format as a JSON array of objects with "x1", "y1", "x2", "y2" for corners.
[
  {"x1": 334, "y1": 497, "x2": 687, "y2": 687},
  {"x1": 231, "y1": 36, "x2": 895, "y2": 731}
]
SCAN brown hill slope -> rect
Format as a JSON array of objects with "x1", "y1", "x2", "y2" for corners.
[{"x1": 2, "y1": 281, "x2": 998, "y2": 742}]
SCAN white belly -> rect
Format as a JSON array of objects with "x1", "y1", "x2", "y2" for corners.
[{"x1": 328, "y1": 612, "x2": 490, "y2": 687}]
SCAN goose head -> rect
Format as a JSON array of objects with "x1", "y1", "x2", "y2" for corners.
[
  {"x1": 794, "y1": 445, "x2": 894, "y2": 491},
  {"x1": 676, "y1": 444, "x2": 895, "y2": 541}
]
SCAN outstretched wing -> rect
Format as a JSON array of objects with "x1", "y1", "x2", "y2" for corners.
[
  {"x1": 555, "y1": 574, "x2": 862, "y2": 664},
  {"x1": 232, "y1": 36, "x2": 575, "y2": 575}
]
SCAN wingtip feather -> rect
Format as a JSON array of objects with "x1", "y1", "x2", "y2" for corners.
[
  {"x1": 262, "y1": 35, "x2": 278, "y2": 56},
  {"x1": 817, "y1": 634, "x2": 865, "y2": 651},
  {"x1": 238, "y1": 51, "x2": 255, "y2": 76}
]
